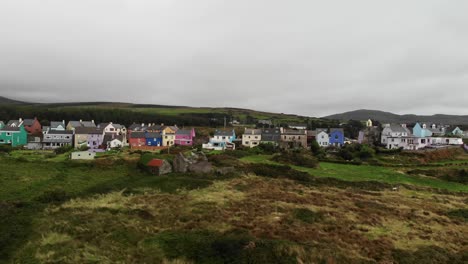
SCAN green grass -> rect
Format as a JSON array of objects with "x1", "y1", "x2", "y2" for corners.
[{"x1": 240, "y1": 155, "x2": 468, "y2": 192}]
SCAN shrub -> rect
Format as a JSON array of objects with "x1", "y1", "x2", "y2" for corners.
[
  {"x1": 35, "y1": 189, "x2": 70, "y2": 203},
  {"x1": 0, "y1": 145, "x2": 14, "y2": 153},
  {"x1": 272, "y1": 152, "x2": 319, "y2": 168},
  {"x1": 447, "y1": 209, "x2": 468, "y2": 222},
  {"x1": 293, "y1": 208, "x2": 324, "y2": 223},
  {"x1": 54, "y1": 145, "x2": 73, "y2": 154},
  {"x1": 245, "y1": 163, "x2": 311, "y2": 182}
]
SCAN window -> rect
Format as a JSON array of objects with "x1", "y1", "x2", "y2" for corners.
[{"x1": 6, "y1": 132, "x2": 11, "y2": 136}]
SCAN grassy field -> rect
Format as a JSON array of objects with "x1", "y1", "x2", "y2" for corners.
[
  {"x1": 1, "y1": 150, "x2": 467, "y2": 263},
  {"x1": 240, "y1": 155, "x2": 468, "y2": 192}
]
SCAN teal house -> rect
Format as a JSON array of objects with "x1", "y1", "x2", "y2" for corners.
[
  {"x1": 412, "y1": 123, "x2": 433, "y2": 138},
  {"x1": 0, "y1": 126, "x2": 28, "y2": 147}
]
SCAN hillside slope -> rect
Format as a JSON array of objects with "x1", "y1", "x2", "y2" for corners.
[{"x1": 324, "y1": 109, "x2": 468, "y2": 125}]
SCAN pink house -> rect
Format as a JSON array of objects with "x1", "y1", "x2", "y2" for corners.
[{"x1": 175, "y1": 128, "x2": 196, "y2": 146}]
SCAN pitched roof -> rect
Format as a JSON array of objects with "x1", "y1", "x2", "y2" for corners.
[
  {"x1": 81, "y1": 121, "x2": 96, "y2": 128},
  {"x1": 103, "y1": 134, "x2": 124, "y2": 144},
  {"x1": 0, "y1": 121, "x2": 4, "y2": 126},
  {"x1": 7, "y1": 120, "x2": 21, "y2": 127},
  {"x1": 176, "y1": 129, "x2": 193, "y2": 135},
  {"x1": 307, "y1": 130, "x2": 317, "y2": 137},
  {"x1": 130, "y1": 132, "x2": 146, "y2": 138},
  {"x1": 244, "y1": 128, "x2": 262, "y2": 135},
  {"x1": 74, "y1": 127, "x2": 104, "y2": 134},
  {"x1": 0, "y1": 126, "x2": 21, "y2": 132},
  {"x1": 330, "y1": 128, "x2": 344, "y2": 134},
  {"x1": 50, "y1": 121, "x2": 65, "y2": 129},
  {"x1": 146, "y1": 132, "x2": 162, "y2": 138},
  {"x1": 45, "y1": 130, "x2": 73, "y2": 135},
  {"x1": 214, "y1": 130, "x2": 234, "y2": 136},
  {"x1": 282, "y1": 129, "x2": 306, "y2": 135},
  {"x1": 384, "y1": 124, "x2": 407, "y2": 133},
  {"x1": 68, "y1": 121, "x2": 82, "y2": 128},
  {"x1": 129, "y1": 123, "x2": 148, "y2": 131},
  {"x1": 147, "y1": 159, "x2": 164, "y2": 167},
  {"x1": 22, "y1": 119, "x2": 35, "y2": 126}
]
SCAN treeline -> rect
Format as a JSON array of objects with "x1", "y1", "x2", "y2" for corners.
[{"x1": 0, "y1": 105, "x2": 227, "y2": 127}]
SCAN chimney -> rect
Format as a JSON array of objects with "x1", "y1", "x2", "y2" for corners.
[
  {"x1": 401, "y1": 124, "x2": 406, "y2": 128},
  {"x1": 110, "y1": 122, "x2": 113, "y2": 125},
  {"x1": 161, "y1": 123, "x2": 164, "y2": 126},
  {"x1": 62, "y1": 120, "x2": 65, "y2": 124},
  {"x1": 141, "y1": 123, "x2": 145, "y2": 127},
  {"x1": 91, "y1": 120, "x2": 94, "y2": 124},
  {"x1": 19, "y1": 118, "x2": 23, "y2": 123},
  {"x1": 80, "y1": 119, "x2": 83, "y2": 123}
]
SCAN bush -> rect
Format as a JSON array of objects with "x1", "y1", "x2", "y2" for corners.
[
  {"x1": 272, "y1": 152, "x2": 319, "y2": 168},
  {"x1": 293, "y1": 208, "x2": 324, "y2": 223},
  {"x1": 447, "y1": 209, "x2": 468, "y2": 222},
  {"x1": 35, "y1": 189, "x2": 70, "y2": 203},
  {"x1": 245, "y1": 163, "x2": 311, "y2": 182},
  {"x1": 54, "y1": 145, "x2": 73, "y2": 154},
  {"x1": 0, "y1": 145, "x2": 14, "y2": 153}
]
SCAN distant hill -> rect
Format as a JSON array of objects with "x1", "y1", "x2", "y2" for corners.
[
  {"x1": 0, "y1": 96, "x2": 30, "y2": 105},
  {"x1": 323, "y1": 109, "x2": 468, "y2": 125}
]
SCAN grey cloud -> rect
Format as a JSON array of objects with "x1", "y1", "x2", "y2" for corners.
[{"x1": 0, "y1": 0, "x2": 467, "y2": 117}]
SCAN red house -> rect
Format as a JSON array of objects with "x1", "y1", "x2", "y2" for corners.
[
  {"x1": 129, "y1": 131, "x2": 146, "y2": 148},
  {"x1": 7, "y1": 118, "x2": 42, "y2": 136}
]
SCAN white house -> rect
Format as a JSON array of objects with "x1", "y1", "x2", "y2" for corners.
[
  {"x1": 316, "y1": 129, "x2": 329, "y2": 148},
  {"x1": 98, "y1": 122, "x2": 127, "y2": 146},
  {"x1": 381, "y1": 124, "x2": 411, "y2": 145},
  {"x1": 202, "y1": 130, "x2": 236, "y2": 151},
  {"x1": 242, "y1": 128, "x2": 262, "y2": 148},
  {"x1": 385, "y1": 136, "x2": 430, "y2": 150}
]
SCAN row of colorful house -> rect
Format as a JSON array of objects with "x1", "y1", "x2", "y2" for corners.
[
  {"x1": 380, "y1": 122, "x2": 465, "y2": 150},
  {"x1": 0, "y1": 118, "x2": 197, "y2": 151},
  {"x1": 202, "y1": 127, "x2": 347, "y2": 151}
]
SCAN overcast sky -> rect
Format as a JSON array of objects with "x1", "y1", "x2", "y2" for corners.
[{"x1": 1, "y1": 0, "x2": 467, "y2": 117}]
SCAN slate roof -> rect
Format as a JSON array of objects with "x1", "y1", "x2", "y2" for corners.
[
  {"x1": 128, "y1": 123, "x2": 148, "y2": 131},
  {"x1": 45, "y1": 130, "x2": 73, "y2": 135},
  {"x1": 147, "y1": 125, "x2": 163, "y2": 131},
  {"x1": 74, "y1": 127, "x2": 104, "y2": 134},
  {"x1": 214, "y1": 130, "x2": 234, "y2": 136},
  {"x1": 7, "y1": 120, "x2": 21, "y2": 127},
  {"x1": 282, "y1": 129, "x2": 306, "y2": 135},
  {"x1": 43, "y1": 137, "x2": 73, "y2": 143},
  {"x1": 68, "y1": 121, "x2": 82, "y2": 128},
  {"x1": 388, "y1": 124, "x2": 410, "y2": 133},
  {"x1": 0, "y1": 121, "x2": 4, "y2": 126},
  {"x1": 82, "y1": 121, "x2": 95, "y2": 127},
  {"x1": 22, "y1": 119, "x2": 35, "y2": 126},
  {"x1": 244, "y1": 128, "x2": 262, "y2": 135},
  {"x1": 176, "y1": 129, "x2": 193, "y2": 135},
  {"x1": 145, "y1": 132, "x2": 162, "y2": 138},
  {"x1": 261, "y1": 128, "x2": 281, "y2": 142},
  {"x1": 130, "y1": 132, "x2": 146, "y2": 138},
  {"x1": 330, "y1": 128, "x2": 344, "y2": 134},
  {"x1": 0, "y1": 127, "x2": 21, "y2": 132},
  {"x1": 50, "y1": 121, "x2": 65, "y2": 129},
  {"x1": 307, "y1": 130, "x2": 317, "y2": 137}
]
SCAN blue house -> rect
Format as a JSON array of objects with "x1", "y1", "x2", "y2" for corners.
[
  {"x1": 145, "y1": 132, "x2": 163, "y2": 147},
  {"x1": 413, "y1": 123, "x2": 432, "y2": 138},
  {"x1": 329, "y1": 128, "x2": 345, "y2": 147}
]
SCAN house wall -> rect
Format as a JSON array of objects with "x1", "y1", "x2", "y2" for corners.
[
  {"x1": 146, "y1": 137, "x2": 162, "y2": 146},
  {"x1": 129, "y1": 138, "x2": 146, "y2": 147},
  {"x1": 24, "y1": 120, "x2": 42, "y2": 135},
  {"x1": 162, "y1": 133, "x2": 175, "y2": 146},
  {"x1": 174, "y1": 134, "x2": 193, "y2": 146},
  {"x1": 280, "y1": 134, "x2": 307, "y2": 148},
  {"x1": 329, "y1": 131, "x2": 345, "y2": 147},
  {"x1": 0, "y1": 129, "x2": 28, "y2": 147},
  {"x1": 74, "y1": 134, "x2": 89, "y2": 148},
  {"x1": 88, "y1": 134, "x2": 104, "y2": 150},
  {"x1": 242, "y1": 134, "x2": 261, "y2": 148},
  {"x1": 71, "y1": 151, "x2": 96, "y2": 160},
  {"x1": 316, "y1": 132, "x2": 329, "y2": 147}
]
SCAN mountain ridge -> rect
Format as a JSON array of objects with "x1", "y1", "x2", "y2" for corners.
[{"x1": 324, "y1": 109, "x2": 468, "y2": 125}]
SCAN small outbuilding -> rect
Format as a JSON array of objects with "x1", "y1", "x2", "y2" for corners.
[
  {"x1": 147, "y1": 158, "x2": 172, "y2": 175},
  {"x1": 70, "y1": 151, "x2": 96, "y2": 160}
]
